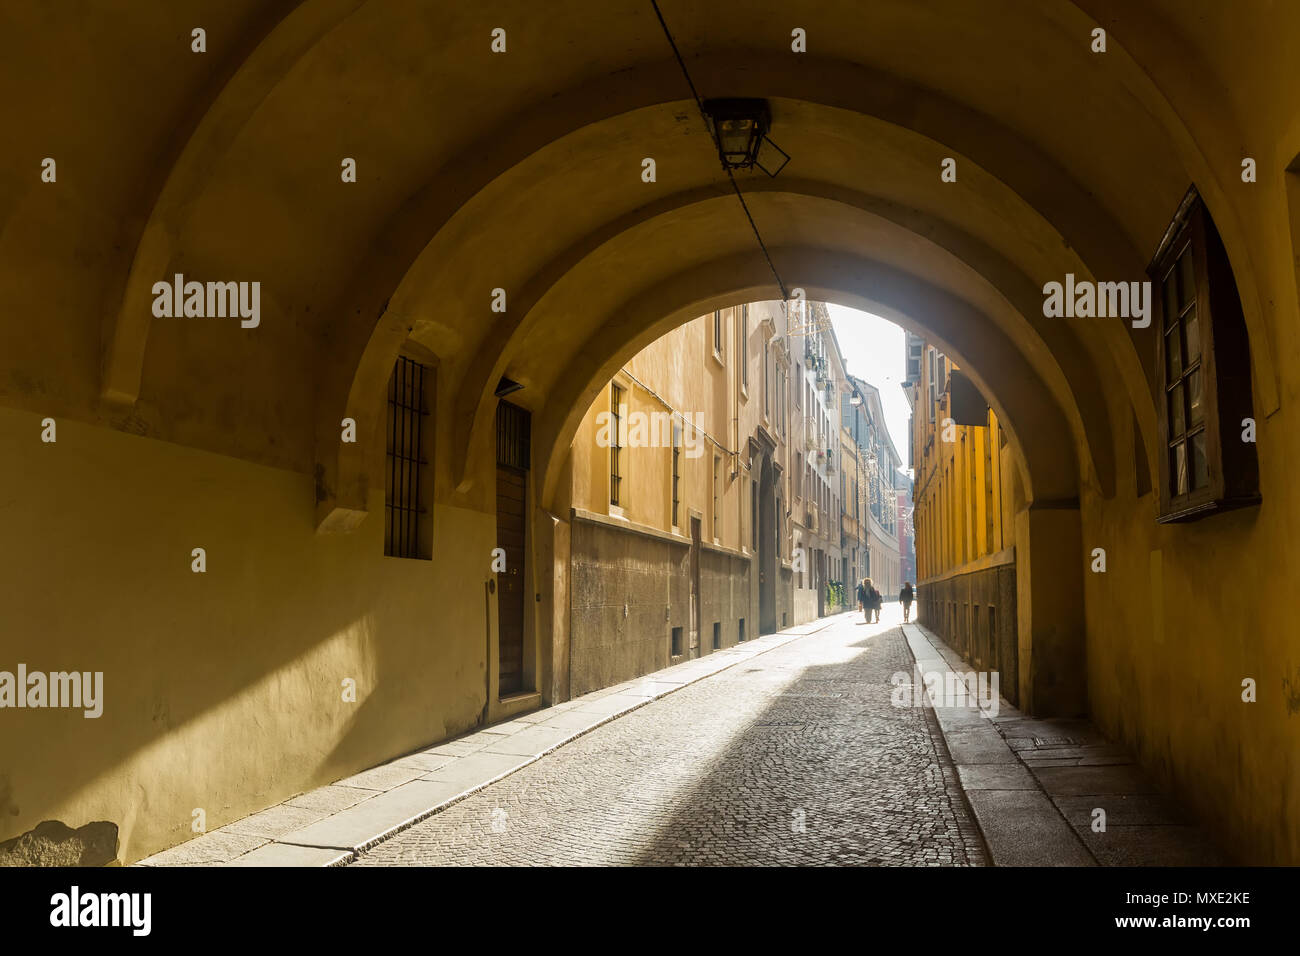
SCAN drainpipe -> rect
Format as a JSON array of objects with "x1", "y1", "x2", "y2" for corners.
[{"x1": 483, "y1": 578, "x2": 494, "y2": 726}]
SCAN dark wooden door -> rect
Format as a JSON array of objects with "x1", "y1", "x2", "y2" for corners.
[{"x1": 496, "y1": 466, "x2": 526, "y2": 696}]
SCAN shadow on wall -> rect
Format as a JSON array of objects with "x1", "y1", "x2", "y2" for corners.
[{"x1": 0, "y1": 409, "x2": 491, "y2": 864}]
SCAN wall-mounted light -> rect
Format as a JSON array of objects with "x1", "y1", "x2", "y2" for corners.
[{"x1": 702, "y1": 98, "x2": 790, "y2": 176}]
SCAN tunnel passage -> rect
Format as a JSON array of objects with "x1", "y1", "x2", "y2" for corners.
[{"x1": 3, "y1": 0, "x2": 1297, "y2": 866}]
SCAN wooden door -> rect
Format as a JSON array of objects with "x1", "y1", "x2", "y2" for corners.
[{"x1": 496, "y1": 466, "x2": 526, "y2": 696}]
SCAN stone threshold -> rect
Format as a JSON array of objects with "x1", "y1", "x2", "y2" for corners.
[
  {"x1": 902, "y1": 623, "x2": 1225, "y2": 867},
  {"x1": 135, "y1": 614, "x2": 843, "y2": 867}
]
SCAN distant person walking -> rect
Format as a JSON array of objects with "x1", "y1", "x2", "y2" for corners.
[
  {"x1": 900, "y1": 581, "x2": 914, "y2": 623},
  {"x1": 855, "y1": 578, "x2": 867, "y2": 620},
  {"x1": 868, "y1": 580, "x2": 882, "y2": 623},
  {"x1": 860, "y1": 578, "x2": 872, "y2": 624}
]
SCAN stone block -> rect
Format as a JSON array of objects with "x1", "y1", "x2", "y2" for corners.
[
  {"x1": 0, "y1": 819, "x2": 118, "y2": 867},
  {"x1": 225, "y1": 843, "x2": 353, "y2": 867},
  {"x1": 335, "y1": 763, "x2": 427, "y2": 792},
  {"x1": 279, "y1": 779, "x2": 470, "y2": 851},
  {"x1": 219, "y1": 803, "x2": 328, "y2": 840},
  {"x1": 285, "y1": 785, "x2": 377, "y2": 814},
  {"x1": 964, "y1": 789, "x2": 1094, "y2": 866}
]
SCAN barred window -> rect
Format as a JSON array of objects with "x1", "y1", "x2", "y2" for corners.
[
  {"x1": 385, "y1": 355, "x2": 433, "y2": 559},
  {"x1": 610, "y1": 383, "x2": 624, "y2": 507},
  {"x1": 671, "y1": 420, "x2": 682, "y2": 527},
  {"x1": 713, "y1": 454, "x2": 722, "y2": 539},
  {"x1": 928, "y1": 350, "x2": 937, "y2": 423}
]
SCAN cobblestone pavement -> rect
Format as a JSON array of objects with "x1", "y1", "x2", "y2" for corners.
[{"x1": 353, "y1": 614, "x2": 988, "y2": 866}]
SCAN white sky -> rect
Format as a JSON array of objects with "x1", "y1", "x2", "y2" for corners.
[{"x1": 827, "y1": 304, "x2": 913, "y2": 475}]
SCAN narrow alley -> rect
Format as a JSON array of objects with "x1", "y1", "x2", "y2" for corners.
[{"x1": 354, "y1": 610, "x2": 984, "y2": 866}]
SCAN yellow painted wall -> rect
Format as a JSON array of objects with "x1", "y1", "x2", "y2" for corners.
[
  {"x1": 0, "y1": 405, "x2": 491, "y2": 864},
  {"x1": 1082, "y1": 375, "x2": 1300, "y2": 865},
  {"x1": 912, "y1": 348, "x2": 1009, "y2": 581},
  {"x1": 912, "y1": 334, "x2": 1300, "y2": 863},
  {"x1": 571, "y1": 306, "x2": 785, "y2": 558}
]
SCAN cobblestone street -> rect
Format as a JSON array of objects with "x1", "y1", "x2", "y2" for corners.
[{"x1": 353, "y1": 613, "x2": 987, "y2": 866}]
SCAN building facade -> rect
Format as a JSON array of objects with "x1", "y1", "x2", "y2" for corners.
[
  {"x1": 791, "y1": 302, "x2": 846, "y2": 621},
  {"x1": 839, "y1": 416, "x2": 865, "y2": 593},
  {"x1": 565, "y1": 302, "x2": 785, "y2": 695},
  {"x1": 904, "y1": 333, "x2": 1019, "y2": 703},
  {"x1": 564, "y1": 300, "x2": 874, "y2": 695},
  {"x1": 843, "y1": 376, "x2": 904, "y2": 599},
  {"x1": 896, "y1": 481, "x2": 916, "y2": 588}
]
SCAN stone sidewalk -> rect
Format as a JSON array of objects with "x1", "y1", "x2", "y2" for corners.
[
  {"x1": 904, "y1": 622, "x2": 1225, "y2": 866},
  {"x1": 136, "y1": 616, "x2": 839, "y2": 866}
]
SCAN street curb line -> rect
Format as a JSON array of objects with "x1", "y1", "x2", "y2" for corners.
[
  {"x1": 900, "y1": 626, "x2": 996, "y2": 867},
  {"x1": 901, "y1": 622, "x2": 1099, "y2": 867},
  {"x1": 313, "y1": 615, "x2": 845, "y2": 866}
]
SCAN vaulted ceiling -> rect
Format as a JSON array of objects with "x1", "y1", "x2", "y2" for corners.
[{"x1": 2, "y1": 0, "x2": 1295, "y2": 518}]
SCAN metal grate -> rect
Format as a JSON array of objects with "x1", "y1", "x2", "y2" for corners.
[
  {"x1": 671, "y1": 420, "x2": 681, "y2": 525},
  {"x1": 496, "y1": 400, "x2": 530, "y2": 471},
  {"x1": 385, "y1": 356, "x2": 430, "y2": 559},
  {"x1": 610, "y1": 384, "x2": 623, "y2": 505}
]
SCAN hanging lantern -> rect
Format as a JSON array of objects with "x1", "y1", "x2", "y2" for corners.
[{"x1": 702, "y1": 98, "x2": 790, "y2": 176}]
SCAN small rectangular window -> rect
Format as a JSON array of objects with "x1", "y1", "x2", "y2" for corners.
[
  {"x1": 385, "y1": 356, "x2": 433, "y2": 560},
  {"x1": 610, "y1": 383, "x2": 624, "y2": 507},
  {"x1": 713, "y1": 454, "x2": 722, "y2": 539},
  {"x1": 712, "y1": 622, "x2": 721, "y2": 650},
  {"x1": 739, "y1": 618, "x2": 746, "y2": 643},
  {"x1": 671, "y1": 626, "x2": 683, "y2": 657},
  {"x1": 671, "y1": 420, "x2": 681, "y2": 527},
  {"x1": 928, "y1": 350, "x2": 937, "y2": 423}
]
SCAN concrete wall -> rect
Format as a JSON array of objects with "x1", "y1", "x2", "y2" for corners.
[
  {"x1": 792, "y1": 573, "x2": 819, "y2": 625},
  {"x1": 776, "y1": 566, "x2": 795, "y2": 631},
  {"x1": 568, "y1": 511, "x2": 755, "y2": 697}
]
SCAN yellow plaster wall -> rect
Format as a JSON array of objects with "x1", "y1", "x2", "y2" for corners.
[
  {"x1": 0, "y1": 405, "x2": 491, "y2": 864},
  {"x1": 1081, "y1": 383, "x2": 1300, "y2": 865},
  {"x1": 571, "y1": 308, "x2": 771, "y2": 555}
]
